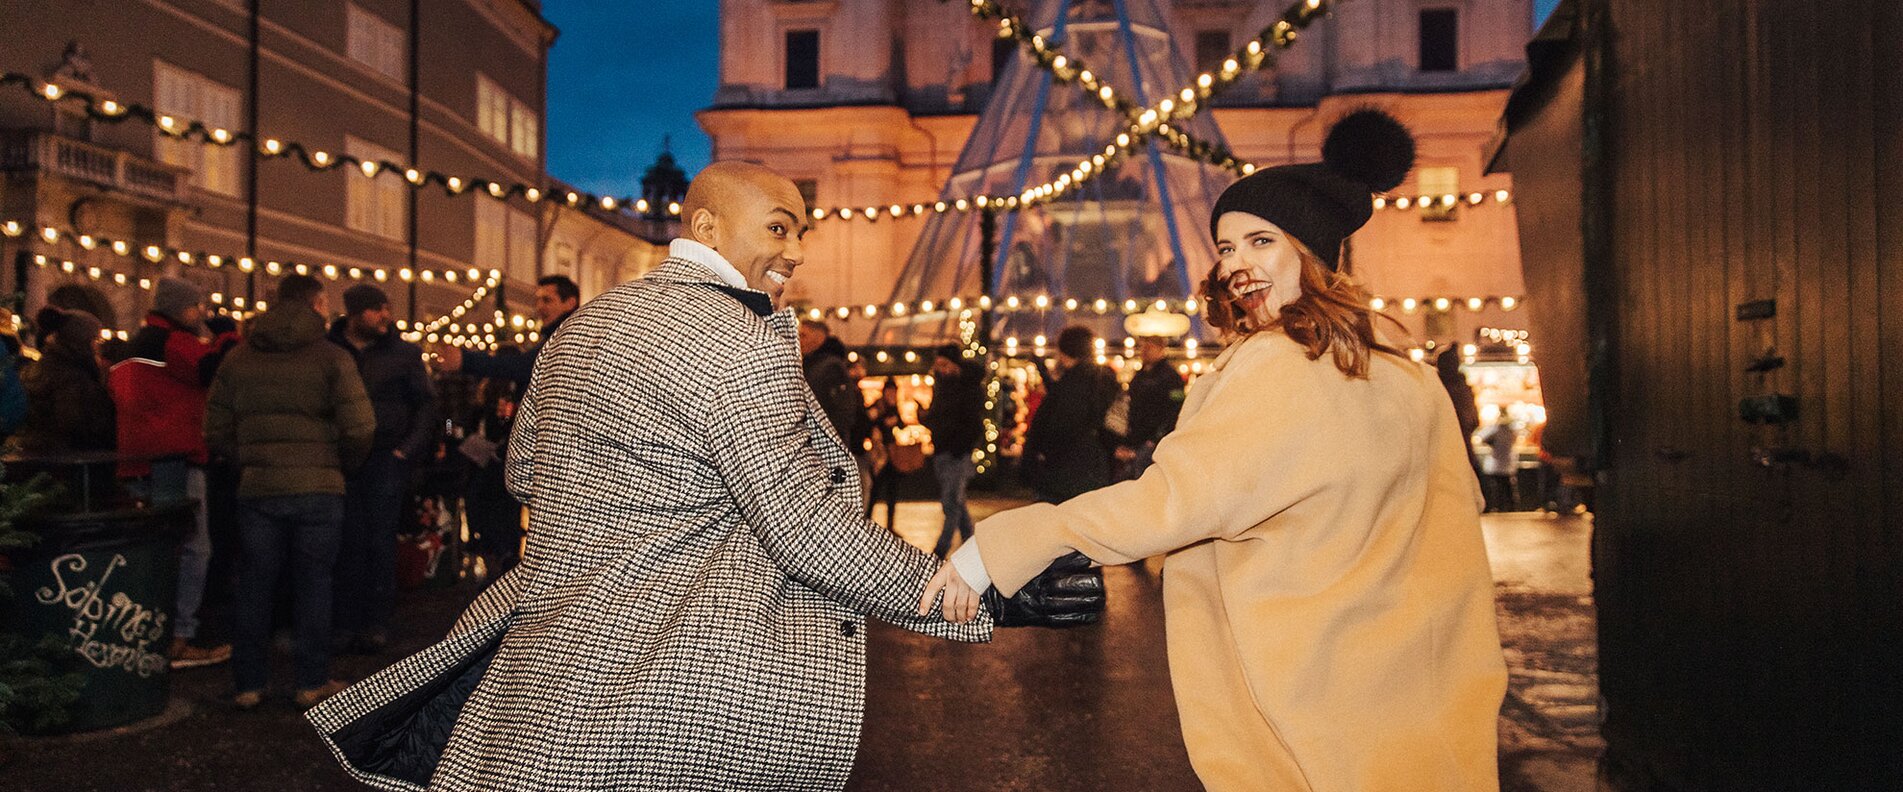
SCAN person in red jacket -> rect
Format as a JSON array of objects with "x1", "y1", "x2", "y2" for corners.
[{"x1": 109, "y1": 276, "x2": 240, "y2": 669}]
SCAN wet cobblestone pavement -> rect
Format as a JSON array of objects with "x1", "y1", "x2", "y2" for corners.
[{"x1": 5, "y1": 498, "x2": 1599, "y2": 790}]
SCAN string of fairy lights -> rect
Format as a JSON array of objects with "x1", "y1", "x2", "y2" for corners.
[
  {"x1": 791, "y1": 291, "x2": 1521, "y2": 325},
  {"x1": 0, "y1": 72, "x2": 684, "y2": 220},
  {"x1": 3, "y1": 3, "x2": 1525, "y2": 345},
  {"x1": 2, "y1": 220, "x2": 522, "y2": 340},
  {"x1": 0, "y1": 0, "x2": 1509, "y2": 229}
]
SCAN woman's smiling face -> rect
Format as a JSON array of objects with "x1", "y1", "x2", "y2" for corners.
[{"x1": 1213, "y1": 211, "x2": 1305, "y2": 324}]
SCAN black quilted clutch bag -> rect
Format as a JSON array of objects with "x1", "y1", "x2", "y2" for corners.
[{"x1": 982, "y1": 551, "x2": 1105, "y2": 628}]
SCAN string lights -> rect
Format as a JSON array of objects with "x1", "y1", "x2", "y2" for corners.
[
  {"x1": 793, "y1": 291, "x2": 1518, "y2": 326},
  {"x1": 4, "y1": 1, "x2": 1502, "y2": 230},
  {"x1": 0, "y1": 0, "x2": 1341, "y2": 232},
  {"x1": 2, "y1": 220, "x2": 508, "y2": 332},
  {"x1": 0, "y1": 72, "x2": 683, "y2": 219}
]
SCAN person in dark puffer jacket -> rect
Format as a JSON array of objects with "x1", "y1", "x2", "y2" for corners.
[
  {"x1": 326, "y1": 283, "x2": 438, "y2": 654},
  {"x1": 205, "y1": 274, "x2": 374, "y2": 710}
]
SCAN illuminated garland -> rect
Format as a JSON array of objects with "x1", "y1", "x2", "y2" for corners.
[
  {"x1": 950, "y1": 0, "x2": 1339, "y2": 178},
  {"x1": 3, "y1": 0, "x2": 1336, "y2": 227},
  {"x1": 2, "y1": 220, "x2": 512, "y2": 334},
  {"x1": 0, "y1": 72, "x2": 683, "y2": 218},
  {"x1": 5, "y1": 1, "x2": 1490, "y2": 230},
  {"x1": 796, "y1": 292, "x2": 1520, "y2": 323}
]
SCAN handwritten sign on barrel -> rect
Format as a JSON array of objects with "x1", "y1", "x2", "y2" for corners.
[{"x1": 36, "y1": 553, "x2": 171, "y2": 678}]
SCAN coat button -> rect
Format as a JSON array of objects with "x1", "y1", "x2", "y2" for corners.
[
  {"x1": 829, "y1": 466, "x2": 848, "y2": 485},
  {"x1": 839, "y1": 621, "x2": 857, "y2": 637}
]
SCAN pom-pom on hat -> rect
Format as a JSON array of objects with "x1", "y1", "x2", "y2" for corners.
[{"x1": 1209, "y1": 109, "x2": 1416, "y2": 270}]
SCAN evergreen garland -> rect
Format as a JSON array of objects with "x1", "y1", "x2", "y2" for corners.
[{"x1": 0, "y1": 465, "x2": 80, "y2": 736}]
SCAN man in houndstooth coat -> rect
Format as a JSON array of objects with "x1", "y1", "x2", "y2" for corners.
[{"x1": 308, "y1": 162, "x2": 993, "y2": 790}]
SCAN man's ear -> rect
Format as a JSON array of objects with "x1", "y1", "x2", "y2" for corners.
[{"x1": 690, "y1": 208, "x2": 720, "y2": 249}]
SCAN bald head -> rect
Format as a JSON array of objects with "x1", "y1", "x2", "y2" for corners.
[{"x1": 682, "y1": 161, "x2": 809, "y2": 307}]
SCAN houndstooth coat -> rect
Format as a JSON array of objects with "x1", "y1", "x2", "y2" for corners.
[{"x1": 308, "y1": 256, "x2": 993, "y2": 790}]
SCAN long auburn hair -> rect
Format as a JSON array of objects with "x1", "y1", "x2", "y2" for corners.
[{"x1": 1200, "y1": 238, "x2": 1408, "y2": 378}]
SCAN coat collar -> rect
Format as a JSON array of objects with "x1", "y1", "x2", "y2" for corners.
[
  {"x1": 644, "y1": 242, "x2": 788, "y2": 323},
  {"x1": 666, "y1": 238, "x2": 748, "y2": 289}
]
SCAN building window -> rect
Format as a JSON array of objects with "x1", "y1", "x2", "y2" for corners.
[
  {"x1": 346, "y1": 4, "x2": 405, "y2": 81},
  {"x1": 507, "y1": 206, "x2": 537, "y2": 280},
  {"x1": 345, "y1": 136, "x2": 406, "y2": 240},
  {"x1": 1419, "y1": 9, "x2": 1458, "y2": 72},
  {"x1": 476, "y1": 200, "x2": 537, "y2": 281},
  {"x1": 475, "y1": 199, "x2": 505, "y2": 272},
  {"x1": 1417, "y1": 165, "x2": 1459, "y2": 221},
  {"x1": 510, "y1": 102, "x2": 538, "y2": 160},
  {"x1": 153, "y1": 61, "x2": 241, "y2": 197},
  {"x1": 477, "y1": 74, "x2": 537, "y2": 160},
  {"x1": 1195, "y1": 30, "x2": 1230, "y2": 75},
  {"x1": 992, "y1": 37, "x2": 1016, "y2": 84},
  {"x1": 785, "y1": 29, "x2": 820, "y2": 90}
]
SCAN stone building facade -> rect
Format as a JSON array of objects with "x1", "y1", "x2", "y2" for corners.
[{"x1": 0, "y1": 0, "x2": 565, "y2": 328}]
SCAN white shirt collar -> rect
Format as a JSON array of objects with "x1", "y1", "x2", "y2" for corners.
[{"x1": 668, "y1": 238, "x2": 750, "y2": 290}]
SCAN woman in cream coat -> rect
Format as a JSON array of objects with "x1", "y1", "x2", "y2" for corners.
[{"x1": 925, "y1": 110, "x2": 1507, "y2": 791}]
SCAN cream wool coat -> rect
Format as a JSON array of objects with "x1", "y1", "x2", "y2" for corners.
[{"x1": 976, "y1": 330, "x2": 1507, "y2": 791}]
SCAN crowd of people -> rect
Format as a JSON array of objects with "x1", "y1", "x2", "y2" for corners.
[
  {"x1": 794, "y1": 318, "x2": 1187, "y2": 562},
  {"x1": 1, "y1": 271, "x2": 580, "y2": 710},
  {"x1": 1, "y1": 249, "x2": 1197, "y2": 712}
]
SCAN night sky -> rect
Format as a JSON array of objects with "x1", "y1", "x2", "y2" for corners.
[{"x1": 543, "y1": 0, "x2": 1567, "y2": 194}]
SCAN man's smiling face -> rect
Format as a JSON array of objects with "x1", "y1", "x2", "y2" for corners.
[{"x1": 689, "y1": 166, "x2": 809, "y2": 308}]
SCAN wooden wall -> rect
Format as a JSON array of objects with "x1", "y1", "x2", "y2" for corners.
[{"x1": 1578, "y1": 0, "x2": 1901, "y2": 786}]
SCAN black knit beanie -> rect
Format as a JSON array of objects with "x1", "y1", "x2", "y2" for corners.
[{"x1": 1209, "y1": 109, "x2": 1416, "y2": 270}]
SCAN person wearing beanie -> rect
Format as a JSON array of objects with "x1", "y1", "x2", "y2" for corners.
[
  {"x1": 1112, "y1": 335, "x2": 1187, "y2": 479},
  {"x1": 17, "y1": 307, "x2": 115, "y2": 455},
  {"x1": 920, "y1": 343, "x2": 984, "y2": 557},
  {"x1": 326, "y1": 283, "x2": 438, "y2": 654},
  {"x1": 1019, "y1": 325, "x2": 1119, "y2": 504},
  {"x1": 108, "y1": 275, "x2": 242, "y2": 669},
  {"x1": 933, "y1": 110, "x2": 1508, "y2": 791}
]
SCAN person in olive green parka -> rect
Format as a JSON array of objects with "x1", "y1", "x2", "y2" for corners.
[{"x1": 204, "y1": 274, "x2": 375, "y2": 709}]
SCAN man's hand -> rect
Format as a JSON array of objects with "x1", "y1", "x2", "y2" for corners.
[
  {"x1": 430, "y1": 344, "x2": 464, "y2": 372},
  {"x1": 918, "y1": 560, "x2": 982, "y2": 624}
]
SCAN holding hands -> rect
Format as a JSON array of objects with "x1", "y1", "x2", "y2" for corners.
[{"x1": 919, "y1": 561, "x2": 983, "y2": 624}]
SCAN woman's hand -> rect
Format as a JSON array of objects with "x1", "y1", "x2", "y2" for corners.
[{"x1": 919, "y1": 560, "x2": 982, "y2": 623}]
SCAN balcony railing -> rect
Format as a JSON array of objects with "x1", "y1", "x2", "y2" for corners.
[{"x1": 0, "y1": 130, "x2": 191, "y2": 204}]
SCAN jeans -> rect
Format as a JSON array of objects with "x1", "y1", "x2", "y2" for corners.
[
  {"x1": 128, "y1": 466, "x2": 211, "y2": 641},
  {"x1": 336, "y1": 452, "x2": 410, "y2": 637},
  {"x1": 931, "y1": 453, "x2": 976, "y2": 558},
  {"x1": 234, "y1": 493, "x2": 343, "y2": 692}
]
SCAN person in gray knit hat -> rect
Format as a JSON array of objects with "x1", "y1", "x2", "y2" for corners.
[
  {"x1": 937, "y1": 109, "x2": 1509, "y2": 791},
  {"x1": 111, "y1": 274, "x2": 243, "y2": 670},
  {"x1": 151, "y1": 276, "x2": 204, "y2": 327}
]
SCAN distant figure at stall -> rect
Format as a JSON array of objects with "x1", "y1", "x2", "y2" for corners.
[
  {"x1": 1480, "y1": 417, "x2": 1520, "y2": 512},
  {"x1": 1020, "y1": 325, "x2": 1117, "y2": 503}
]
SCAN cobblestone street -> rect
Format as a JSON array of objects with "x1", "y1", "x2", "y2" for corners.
[{"x1": 6, "y1": 496, "x2": 1600, "y2": 791}]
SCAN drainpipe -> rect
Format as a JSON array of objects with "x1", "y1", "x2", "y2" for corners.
[
  {"x1": 245, "y1": 0, "x2": 260, "y2": 304},
  {"x1": 406, "y1": 0, "x2": 421, "y2": 322}
]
